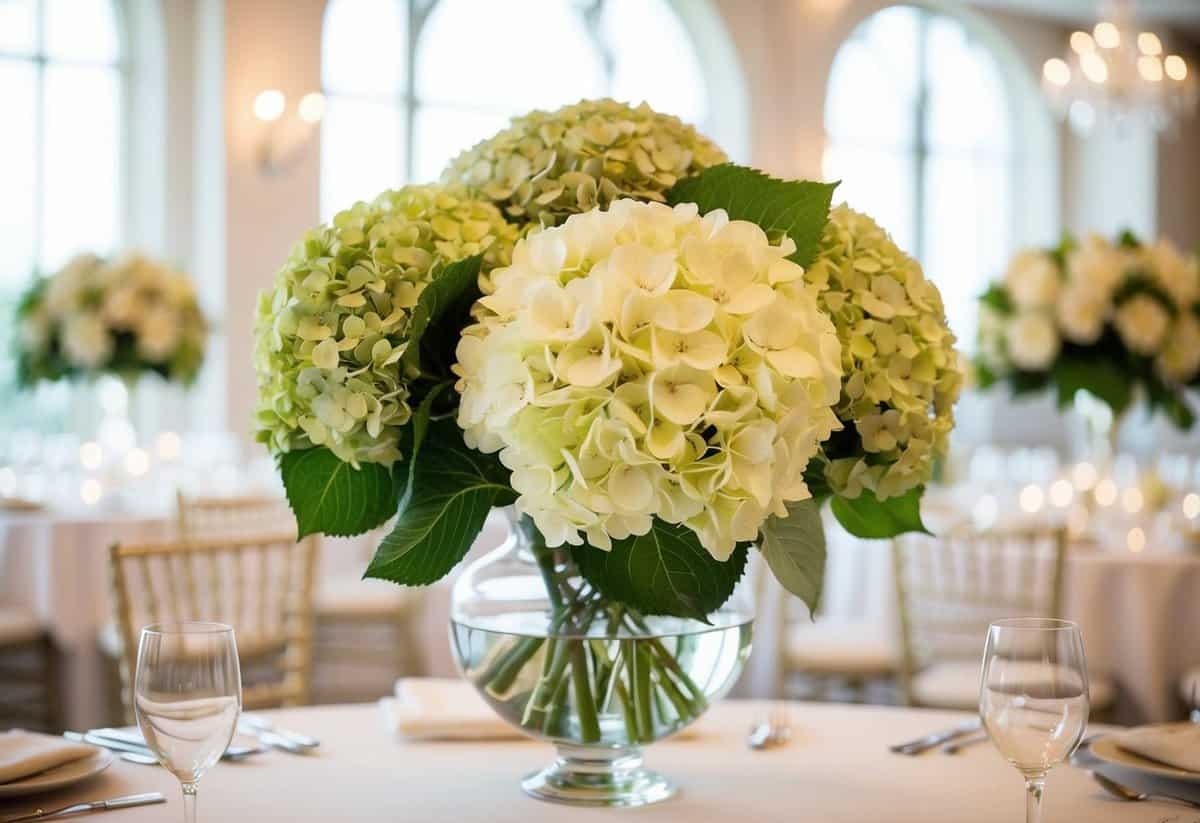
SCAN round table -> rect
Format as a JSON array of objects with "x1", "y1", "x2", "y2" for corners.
[{"x1": 0, "y1": 700, "x2": 1189, "y2": 822}]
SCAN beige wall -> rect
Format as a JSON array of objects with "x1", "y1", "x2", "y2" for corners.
[{"x1": 176, "y1": 0, "x2": 1199, "y2": 447}]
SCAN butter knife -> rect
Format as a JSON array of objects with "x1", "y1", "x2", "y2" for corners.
[
  {"x1": 1, "y1": 792, "x2": 166, "y2": 823},
  {"x1": 889, "y1": 717, "x2": 982, "y2": 755}
]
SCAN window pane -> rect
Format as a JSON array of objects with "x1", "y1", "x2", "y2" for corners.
[
  {"x1": 922, "y1": 153, "x2": 1011, "y2": 344},
  {"x1": 44, "y1": 0, "x2": 120, "y2": 62},
  {"x1": 0, "y1": 0, "x2": 37, "y2": 55},
  {"x1": 321, "y1": 0, "x2": 405, "y2": 97},
  {"x1": 925, "y1": 16, "x2": 1011, "y2": 153},
  {"x1": 0, "y1": 59, "x2": 36, "y2": 287},
  {"x1": 40, "y1": 64, "x2": 120, "y2": 270},
  {"x1": 417, "y1": 0, "x2": 605, "y2": 111},
  {"x1": 320, "y1": 97, "x2": 403, "y2": 220},
  {"x1": 603, "y1": 0, "x2": 706, "y2": 124},
  {"x1": 823, "y1": 144, "x2": 917, "y2": 258},
  {"x1": 413, "y1": 105, "x2": 510, "y2": 184}
]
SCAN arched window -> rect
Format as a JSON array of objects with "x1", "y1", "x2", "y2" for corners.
[
  {"x1": 823, "y1": 5, "x2": 1019, "y2": 346},
  {"x1": 0, "y1": 0, "x2": 123, "y2": 375},
  {"x1": 320, "y1": 0, "x2": 723, "y2": 221}
]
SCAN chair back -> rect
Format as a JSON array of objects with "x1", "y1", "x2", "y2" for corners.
[
  {"x1": 892, "y1": 527, "x2": 1066, "y2": 688},
  {"x1": 176, "y1": 492, "x2": 297, "y2": 541},
  {"x1": 108, "y1": 534, "x2": 318, "y2": 717}
]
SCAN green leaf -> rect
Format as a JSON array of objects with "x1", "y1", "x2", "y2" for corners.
[
  {"x1": 978, "y1": 283, "x2": 1015, "y2": 315},
  {"x1": 1144, "y1": 373, "x2": 1196, "y2": 431},
  {"x1": 401, "y1": 254, "x2": 483, "y2": 375},
  {"x1": 395, "y1": 382, "x2": 450, "y2": 516},
  {"x1": 573, "y1": 521, "x2": 749, "y2": 622},
  {"x1": 666, "y1": 164, "x2": 838, "y2": 267},
  {"x1": 759, "y1": 499, "x2": 826, "y2": 617},
  {"x1": 365, "y1": 417, "x2": 516, "y2": 586},
  {"x1": 1051, "y1": 355, "x2": 1132, "y2": 416},
  {"x1": 973, "y1": 360, "x2": 998, "y2": 389},
  {"x1": 830, "y1": 486, "x2": 929, "y2": 539},
  {"x1": 280, "y1": 447, "x2": 399, "y2": 539}
]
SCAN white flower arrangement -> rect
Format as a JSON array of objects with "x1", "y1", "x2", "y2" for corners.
[
  {"x1": 16, "y1": 253, "x2": 207, "y2": 387},
  {"x1": 976, "y1": 231, "x2": 1200, "y2": 429}
]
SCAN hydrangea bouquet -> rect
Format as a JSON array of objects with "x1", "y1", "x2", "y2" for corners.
[
  {"x1": 16, "y1": 253, "x2": 208, "y2": 387},
  {"x1": 256, "y1": 100, "x2": 960, "y2": 753},
  {"x1": 975, "y1": 231, "x2": 1199, "y2": 430}
]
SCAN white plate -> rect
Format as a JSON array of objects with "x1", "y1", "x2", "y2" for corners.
[
  {"x1": 1089, "y1": 735, "x2": 1200, "y2": 784},
  {"x1": 0, "y1": 748, "x2": 113, "y2": 798}
]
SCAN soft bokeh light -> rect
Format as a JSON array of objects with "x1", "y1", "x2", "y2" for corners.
[
  {"x1": 156, "y1": 431, "x2": 182, "y2": 461},
  {"x1": 1049, "y1": 479, "x2": 1074, "y2": 508},
  {"x1": 298, "y1": 92, "x2": 326, "y2": 124},
  {"x1": 1184, "y1": 492, "x2": 1200, "y2": 520},
  {"x1": 80, "y1": 477, "x2": 103, "y2": 505},
  {"x1": 79, "y1": 441, "x2": 103, "y2": 470},
  {"x1": 1081, "y1": 52, "x2": 1108, "y2": 84},
  {"x1": 1165, "y1": 55, "x2": 1188, "y2": 81},
  {"x1": 1094, "y1": 21, "x2": 1120, "y2": 49},
  {"x1": 1070, "y1": 31, "x2": 1095, "y2": 54},
  {"x1": 1043, "y1": 58, "x2": 1071, "y2": 87},
  {"x1": 124, "y1": 447, "x2": 149, "y2": 477},
  {"x1": 1072, "y1": 462, "x2": 1098, "y2": 491},
  {"x1": 1094, "y1": 478, "x2": 1118, "y2": 507},
  {"x1": 1137, "y1": 32, "x2": 1162, "y2": 56},
  {"x1": 1019, "y1": 484, "x2": 1044, "y2": 514},
  {"x1": 253, "y1": 89, "x2": 286, "y2": 122},
  {"x1": 1138, "y1": 55, "x2": 1163, "y2": 83},
  {"x1": 1126, "y1": 526, "x2": 1146, "y2": 553},
  {"x1": 1121, "y1": 487, "x2": 1144, "y2": 514}
]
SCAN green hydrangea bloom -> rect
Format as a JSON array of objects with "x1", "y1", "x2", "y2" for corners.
[
  {"x1": 253, "y1": 184, "x2": 518, "y2": 467},
  {"x1": 441, "y1": 98, "x2": 727, "y2": 229},
  {"x1": 805, "y1": 205, "x2": 962, "y2": 500}
]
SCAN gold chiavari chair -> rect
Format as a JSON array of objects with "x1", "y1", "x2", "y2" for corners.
[
  {"x1": 107, "y1": 534, "x2": 318, "y2": 721},
  {"x1": 892, "y1": 527, "x2": 1115, "y2": 714},
  {"x1": 175, "y1": 492, "x2": 297, "y2": 541},
  {"x1": 0, "y1": 606, "x2": 61, "y2": 732}
]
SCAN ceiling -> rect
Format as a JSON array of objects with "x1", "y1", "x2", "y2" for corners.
[{"x1": 965, "y1": 0, "x2": 1200, "y2": 39}]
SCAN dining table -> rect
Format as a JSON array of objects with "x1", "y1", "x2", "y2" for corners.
[{"x1": 1, "y1": 700, "x2": 1194, "y2": 822}]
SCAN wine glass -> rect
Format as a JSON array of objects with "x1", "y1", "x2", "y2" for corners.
[
  {"x1": 135, "y1": 622, "x2": 242, "y2": 823},
  {"x1": 979, "y1": 618, "x2": 1089, "y2": 823}
]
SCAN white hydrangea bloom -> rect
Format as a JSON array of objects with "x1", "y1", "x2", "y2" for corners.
[
  {"x1": 1114, "y1": 294, "x2": 1171, "y2": 356},
  {"x1": 1007, "y1": 311, "x2": 1060, "y2": 371},
  {"x1": 455, "y1": 199, "x2": 843, "y2": 560},
  {"x1": 1004, "y1": 250, "x2": 1060, "y2": 309}
]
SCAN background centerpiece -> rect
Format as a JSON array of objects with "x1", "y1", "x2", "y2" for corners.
[
  {"x1": 255, "y1": 99, "x2": 961, "y2": 806},
  {"x1": 974, "y1": 231, "x2": 1199, "y2": 459}
]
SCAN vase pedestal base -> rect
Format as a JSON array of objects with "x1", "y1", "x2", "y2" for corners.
[{"x1": 521, "y1": 744, "x2": 676, "y2": 807}]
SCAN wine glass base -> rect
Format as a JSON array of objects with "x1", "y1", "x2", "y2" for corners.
[{"x1": 521, "y1": 744, "x2": 676, "y2": 807}]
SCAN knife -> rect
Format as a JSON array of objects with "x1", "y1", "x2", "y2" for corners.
[
  {"x1": 73, "y1": 730, "x2": 263, "y2": 761},
  {"x1": 1, "y1": 792, "x2": 166, "y2": 822},
  {"x1": 889, "y1": 717, "x2": 982, "y2": 755},
  {"x1": 239, "y1": 714, "x2": 320, "y2": 750}
]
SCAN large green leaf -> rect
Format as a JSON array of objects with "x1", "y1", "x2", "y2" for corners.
[
  {"x1": 280, "y1": 447, "x2": 399, "y2": 539},
  {"x1": 365, "y1": 417, "x2": 516, "y2": 586},
  {"x1": 402, "y1": 254, "x2": 483, "y2": 376},
  {"x1": 1051, "y1": 355, "x2": 1132, "y2": 416},
  {"x1": 666, "y1": 164, "x2": 838, "y2": 267},
  {"x1": 572, "y1": 521, "x2": 749, "y2": 622},
  {"x1": 830, "y1": 486, "x2": 929, "y2": 539},
  {"x1": 759, "y1": 499, "x2": 826, "y2": 616}
]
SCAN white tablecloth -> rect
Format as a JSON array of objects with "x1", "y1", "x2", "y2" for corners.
[{"x1": 0, "y1": 701, "x2": 1190, "y2": 822}]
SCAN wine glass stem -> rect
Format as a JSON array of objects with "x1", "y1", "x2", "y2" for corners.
[
  {"x1": 1024, "y1": 775, "x2": 1045, "y2": 823},
  {"x1": 182, "y1": 783, "x2": 198, "y2": 823}
]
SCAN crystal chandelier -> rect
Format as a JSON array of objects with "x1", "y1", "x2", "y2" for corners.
[{"x1": 1042, "y1": 0, "x2": 1198, "y2": 135}]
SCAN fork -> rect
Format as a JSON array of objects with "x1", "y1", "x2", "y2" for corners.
[{"x1": 748, "y1": 704, "x2": 791, "y2": 750}]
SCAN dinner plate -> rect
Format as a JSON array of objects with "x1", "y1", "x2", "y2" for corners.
[
  {"x1": 0, "y1": 747, "x2": 113, "y2": 798},
  {"x1": 1088, "y1": 735, "x2": 1200, "y2": 784}
]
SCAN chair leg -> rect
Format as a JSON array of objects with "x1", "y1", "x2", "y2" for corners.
[{"x1": 41, "y1": 633, "x2": 64, "y2": 733}]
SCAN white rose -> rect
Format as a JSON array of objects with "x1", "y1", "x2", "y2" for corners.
[
  {"x1": 19, "y1": 309, "x2": 50, "y2": 353},
  {"x1": 1004, "y1": 250, "x2": 1060, "y2": 309},
  {"x1": 1067, "y1": 234, "x2": 1128, "y2": 295},
  {"x1": 102, "y1": 284, "x2": 141, "y2": 327},
  {"x1": 1114, "y1": 294, "x2": 1171, "y2": 356},
  {"x1": 1007, "y1": 311, "x2": 1060, "y2": 371},
  {"x1": 1157, "y1": 314, "x2": 1200, "y2": 383},
  {"x1": 137, "y1": 307, "x2": 181, "y2": 360},
  {"x1": 1055, "y1": 282, "x2": 1108, "y2": 344},
  {"x1": 1141, "y1": 239, "x2": 1199, "y2": 308},
  {"x1": 62, "y1": 312, "x2": 113, "y2": 369}
]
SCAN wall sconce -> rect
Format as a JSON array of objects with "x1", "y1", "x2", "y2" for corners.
[{"x1": 252, "y1": 89, "x2": 325, "y2": 175}]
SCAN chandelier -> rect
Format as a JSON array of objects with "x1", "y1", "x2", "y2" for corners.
[{"x1": 1042, "y1": 0, "x2": 1198, "y2": 135}]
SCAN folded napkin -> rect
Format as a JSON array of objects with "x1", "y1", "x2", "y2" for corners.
[
  {"x1": 1116, "y1": 723, "x2": 1200, "y2": 773},
  {"x1": 0, "y1": 730, "x2": 96, "y2": 785},
  {"x1": 381, "y1": 678, "x2": 522, "y2": 741}
]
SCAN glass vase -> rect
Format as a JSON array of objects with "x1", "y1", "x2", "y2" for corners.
[{"x1": 450, "y1": 507, "x2": 753, "y2": 807}]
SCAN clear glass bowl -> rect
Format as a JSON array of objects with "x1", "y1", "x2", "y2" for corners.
[{"x1": 450, "y1": 508, "x2": 753, "y2": 807}]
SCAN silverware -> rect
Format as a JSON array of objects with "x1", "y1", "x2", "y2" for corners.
[
  {"x1": 890, "y1": 717, "x2": 981, "y2": 755},
  {"x1": 118, "y1": 752, "x2": 159, "y2": 766},
  {"x1": 1, "y1": 792, "x2": 165, "y2": 822},
  {"x1": 239, "y1": 714, "x2": 320, "y2": 750},
  {"x1": 1091, "y1": 771, "x2": 1200, "y2": 810},
  {"x1": 70, "y1": 729, "x2": 262, "y2": 762},
  {"x1": 941, "y1": 731, "x2": 990, "y2": 755},
  {"x1": 747, "y1": 704, "x2": 791, "y2": 750}
]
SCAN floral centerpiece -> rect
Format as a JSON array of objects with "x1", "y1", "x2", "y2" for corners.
[
  {"x1": 16, "y1": 253, "x2": 208, "y2": 387},
  {"x1": 974, "y1": 231, "x2": 1199, "y2": 433},
  {"x1": 257, "y1": 99, "x2": 960, "y2": 805}
]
